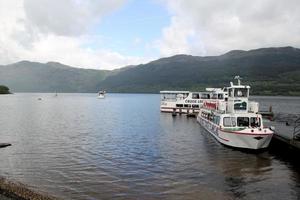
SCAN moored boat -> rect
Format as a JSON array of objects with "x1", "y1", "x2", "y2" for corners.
[
  {"x1": 160, "y1": 89, "x2": 227, "y2": 114},
  {"x1": 97, "y1": 91, "x2": 106, "y2": 99},
  {"x1": 197, "y1": 77, "x2": 274, "y2": 150}
]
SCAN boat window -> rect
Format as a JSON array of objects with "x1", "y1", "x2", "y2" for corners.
[
  {"x1": 192, "y1": 104, "x2": 199, "y2": 108},
  {"x1": 213, "y1": 116, "x2": 220, "y2": 125},
  {"x1": 234, "y1": 102, "x2": 247, "y2": 110},
  {"x1": 201, "y1": 93, "x2": 210, "y2": 99},
  {"x1": 250, "y1": 117, "x2": 261, "y2": 127},
  {"x1": 161, "y1": 94, "x2": 177, "y2": 101},
  {"x1": 176, "y1": 104, "x2": 183, "y2": 108},
  {"x1": 237, "y1": 117, "x2": 249, "y2": 127},
  {"x1": 234, "y1": 88, "x2": 248, "y2": 97},
  {"x1": 211, "y1": 94, "x2": 218, "y2": 99},
  {"x1": 176, "y1": 94, "x2": 184, "y2": 100},
  {"x1": 223, "y1": 117, "x2": 236, "y2": 127},
  {"x1": 218, "y1": 94, "x2": 223, "y2": 99},
  {"x1": 192, "y1": 93, "x2": 200, "y2": 99}
]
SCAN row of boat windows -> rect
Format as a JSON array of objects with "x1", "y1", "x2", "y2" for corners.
[
  {"x1": 201, "y1": 112, "x2": 261, "y2": 127},
  {"x1": 224, "y1": 117, "x2": 261, "y2": 127},
  {"x1": 161, "y1": 93, "x2": 225, "y2": 100},
  {"x1": 176, "y1": 104, "x2": 200, "y2": 108},
  {"x1": 193, "y1": 93, "x2": 225, "y2": 99},
  {"x1": 200, "y1": 112, "x2": 221, "y2": 125}
]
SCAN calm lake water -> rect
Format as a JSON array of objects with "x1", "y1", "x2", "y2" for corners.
[{"x1": 0, "y1": 93, "x2": 299, "y2": 200}]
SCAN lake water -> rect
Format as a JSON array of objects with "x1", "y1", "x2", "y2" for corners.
[{"x1": 0, "y1": 93, "x2": 299, "y2": 200}]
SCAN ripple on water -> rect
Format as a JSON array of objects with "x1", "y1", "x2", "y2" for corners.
[{"x1": 0, "y1": 94, "x2": 299, "y2": 200}]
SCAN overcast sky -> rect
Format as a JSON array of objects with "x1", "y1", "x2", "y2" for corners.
[{"x1": 0, "y1": 0, "x2": 300, "y2": 70}]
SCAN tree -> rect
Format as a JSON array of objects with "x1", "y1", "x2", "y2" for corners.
[{"x1": 0, "y1": 85, "x2": 10, "y2": 94}]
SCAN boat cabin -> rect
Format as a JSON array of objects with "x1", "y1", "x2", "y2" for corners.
[
  {"x1": 226, "y1": 77, "x2": 252, "y2": 114},
  {"x1": 160, "y1": 91, "x2": 190, "y2": 102},
  {"x1": 200, "y1": 110, "x2": 262, "y2": 129}
]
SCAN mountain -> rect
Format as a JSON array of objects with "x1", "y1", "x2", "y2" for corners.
[
  {"x1": 100, "y1": 46, "x2": 300, "y2": 95},
  {"x1": 0, "y1": 47, "x2": 300, "y2": 95},
  {"x1": 0, "y1": 61, "x2": 109, "y2": 92}
]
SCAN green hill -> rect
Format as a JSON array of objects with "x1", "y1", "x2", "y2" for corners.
[
  {"x1": 0, "y1": 47, "x2": 300, "y2": 95},
  {"x1": 100, "y1": 47, "x2": 300, "y2": 95},
  {"x1": 0, "y1": 61, "x2": 109, "y2": 93}
]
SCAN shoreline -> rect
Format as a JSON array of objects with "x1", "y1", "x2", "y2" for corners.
[{"x1": 0, "y1": 177, "x2": 58, "y2": 200}]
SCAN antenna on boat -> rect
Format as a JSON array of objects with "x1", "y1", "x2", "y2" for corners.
[{"x1": 234, "y1": 76, "x2": 242, "y2": 85}]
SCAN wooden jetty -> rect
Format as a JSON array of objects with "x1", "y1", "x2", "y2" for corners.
[
  {"x1": 258, "y1": 106, "x2": 274, "y2": 119},
  {"x1": 266, "y1": 114, "x2": 300, "y2": 150}
]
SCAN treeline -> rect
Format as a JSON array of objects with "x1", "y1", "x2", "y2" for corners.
[{"x1": 0, "y1": 85, "x2": 10, "y2": 94}]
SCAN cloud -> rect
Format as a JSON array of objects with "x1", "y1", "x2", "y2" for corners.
[
  {"x1": 158, "y1": 0, "x2": 300, "y2": 56},
  {"x1": 23, "y1": 0, "x2": 125, "y2": 36},
  {"x1": 0, "y1": 0, "x2": 150, "y2": 70}
]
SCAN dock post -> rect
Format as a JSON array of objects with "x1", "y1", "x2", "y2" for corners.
[{"x1": 172, "y1": 108, "x2": 176, "y2": 117}]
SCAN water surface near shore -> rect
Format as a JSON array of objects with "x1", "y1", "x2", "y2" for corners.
[{"x1": 0, "y1": 93, "x2": 299, "y2": 199}]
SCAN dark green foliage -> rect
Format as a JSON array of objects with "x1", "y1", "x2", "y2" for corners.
[
  {"x1": 0, "y1": 61, "x2": 109, "y2": 93},
  {"x1": 0, "y1": 47, "x2": 300, "y2": 95},
  {"x1": 100, "y1": 47, "x2": 300, "y2": 95},
  {"x1": 0, "y1": 85, "x2": 10, "y2": 94}
]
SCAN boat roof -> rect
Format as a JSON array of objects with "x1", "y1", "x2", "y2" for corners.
[
  {"x1": 205, "y1": 88, "x2": 224, "y2": 92},
  {"x1": 228, "y1": 85, "x2": 251, "y2": 89},
  {"x1": 160, "y1": 91, "x2": 190, "y2": 94}
]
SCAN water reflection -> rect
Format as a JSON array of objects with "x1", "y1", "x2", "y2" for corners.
[{"x1": 0, "y1": 94, "x2": 299, "y2": 200}]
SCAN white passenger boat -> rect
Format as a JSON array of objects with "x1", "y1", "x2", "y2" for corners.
[
  {"x1": 197, "y1": 77, "x2": 274, "y2": 150},
  {"x1": 97, "y1": 91, "x2": 106, "y2": 99},
  {"x1": 160, "y1": 89, "x2": 227, "y2": 114}
]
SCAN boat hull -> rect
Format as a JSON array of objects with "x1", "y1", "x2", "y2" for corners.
[{"x1": 197, "y1": 116, "x2": 273, "y2": 150}]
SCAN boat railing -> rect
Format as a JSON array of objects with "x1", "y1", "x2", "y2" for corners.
[{"x1": 293, "y1": 116, "x2": 300, "y2": 140}]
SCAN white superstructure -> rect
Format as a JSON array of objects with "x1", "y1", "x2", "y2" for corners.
[
  {"x1": 160, "y1": 89, "x2": 227, "y2": 114},
  {"x1": 197, "y1": 77, "x2": 273, "y2": 150}
]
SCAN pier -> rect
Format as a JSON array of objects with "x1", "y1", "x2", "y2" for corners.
[{"x1": 268, "y1": 114, "x2": 300, "y2": 150}]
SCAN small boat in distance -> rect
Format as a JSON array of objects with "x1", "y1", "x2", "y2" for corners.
[
  {"x1": 197, "y1": 76, "x2": 274, "y2": 150},
  {"x1": 97, "y1": 90, "x2": 106, "y2": 99}
]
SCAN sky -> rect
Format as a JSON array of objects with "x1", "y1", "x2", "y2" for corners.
[{"x1": 0, "y1": 0, "x2": 300, "y2": 70}]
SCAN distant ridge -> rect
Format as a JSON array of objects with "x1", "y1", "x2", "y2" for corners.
[
  {"x1": 0, "y1": 61, "x2": 109, "y2": 93},
  {"x1": 0, "y1": 46, "x2": 299, "y2": 95}
]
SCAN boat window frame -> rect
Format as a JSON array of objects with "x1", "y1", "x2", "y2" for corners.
[
  {"x1": 250, "y1": 117, "x2": 261, "y2": 127},
  {"x1": 234, "y1": 101, "x2": 247, "y2": 110},
  {"x1": 234, "y1": 88, "x2": 248, "y2": 98},
  {"x1": 223, "y1": 117, "x2": 236, "y2": 127},
  {"x1": 237, "y1": 117, "x2": 250, "y2": 127},
  {"x1": 213, "y1": 115, "x2": 221, "y2": 125},
  {"x1": 192, "y1": 93, "x2": 200, "y2": 99},
  {"x1": 218, "y1": 94, "x2": 224, "y2": 99}
]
